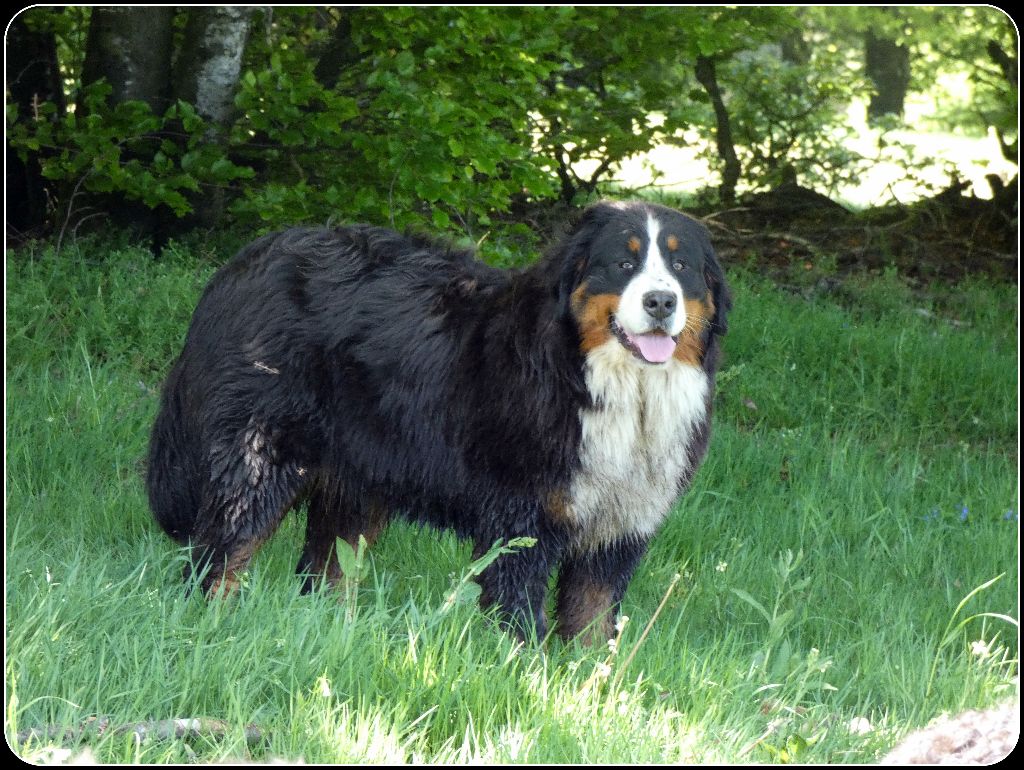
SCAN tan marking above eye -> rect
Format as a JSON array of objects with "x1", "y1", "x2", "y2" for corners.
[
  {"x1": 667, "y1": 234, "x2": 679, "y2": 251},
  {"x1": 627, "y1": 236, "x2": 641, "y2": 253}
]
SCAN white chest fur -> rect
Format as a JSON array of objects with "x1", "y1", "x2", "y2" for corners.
[{"x1": 568, "y1": 340, "x2": 709, "y2": 551}]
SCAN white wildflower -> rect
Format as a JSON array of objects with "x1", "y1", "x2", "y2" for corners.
[
  {"x1": 317, "y1": 675, "x2": 332, "y2": 698},
  {"x1": 847, "y1": 716, "x2": 873, "y2": 735},
  {"x1": 970, "y1": 639, "x2": 991, "y2": 658}
]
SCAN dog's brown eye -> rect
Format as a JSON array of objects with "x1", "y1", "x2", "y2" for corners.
[
  {"x1": 672, "y1": 261, "x2": 685, "y2": 272},
  {"x1": 619, "y1": 261, "x2": 635, "y2": 271}
]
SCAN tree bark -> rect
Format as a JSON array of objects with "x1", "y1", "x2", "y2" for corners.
[
  {"x1": 780, "y1": 30, "x2": 810, "y2": 65},
  {"x1": 173, "y1": 7, "x2": 253, "y2": 125},
  {"x1": 985, "y1": 39, "x2": 1016, "y2": 87},
  {"x1": 695, "y1": 55, "x2": 741, "y2": 206},
  {"x1": 171, "y1": 7, "x2": 254, "y2": 227},
  {"x1": 81, "y1": 7, "x2": 175, "y2": 110},
  {"x1": 985, "y1": 39, "x2": 1018, "y2": 163},
  {"x1": 865, "y1": 28, "x2": 910, "y2": 122},
  {"x1": 79, "y1": 8, "x2": 176, "y2": 248},
  {"x1": 6, "y1": 11, "x2": 66, "y2": 236},
  {"x1": 313, "y1": 7, "x2": 362, "y2": 89}
]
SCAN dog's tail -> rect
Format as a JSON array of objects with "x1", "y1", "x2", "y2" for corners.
[{"x1": 146, "y1": 380, "x2": 203, "y2": 544}]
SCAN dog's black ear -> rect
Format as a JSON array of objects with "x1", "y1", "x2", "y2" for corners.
[
  {"x1": 703, "y1": 243, "x2": 731, "y2": 336},
  {"x1": 554, "y1": 202, "x2": 615, "y2": 308}
]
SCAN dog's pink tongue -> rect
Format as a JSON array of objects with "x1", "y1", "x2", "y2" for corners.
[{"x1": 628, "y1": 333, "x2": 676, "y2": 363}]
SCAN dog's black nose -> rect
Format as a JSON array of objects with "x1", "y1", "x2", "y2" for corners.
[{"x1": 642, "y1": 290, "x2": 677, "y2": 320}]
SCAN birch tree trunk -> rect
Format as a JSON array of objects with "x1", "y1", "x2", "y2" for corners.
[
  {"x1": 173, "y1": 7, "x2": 254, "y2": 126},
  {"x1": 172, "y1": 7, "x2": 255, "y2": 226}
]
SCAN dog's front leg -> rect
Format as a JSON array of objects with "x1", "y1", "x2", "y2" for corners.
[
  {"x1": 473, "y1": 508, "x2": 568, "y2": 642},
  {"x1": 555, "y1": 536, "x2": 649, "y2": 644}
]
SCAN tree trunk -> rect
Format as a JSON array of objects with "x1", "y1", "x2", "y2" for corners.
[
  {"x1": 6, "y1": 11, "x2": 66, "y2": 236},
  {"x1": 780, "y1": 30, "x2": 810, "y2": 65},
  {"x1": 865, "y1": 28, "x2": 910, "y2": 122},
  {"x1": 172, "y1": 7, "x2": 254, "y2": 227},
  {"x1": 985, "y1": 38, "x2": 1017, "y2": 88},
  {"x1": 314, "y1": 7, "x2": 362, "y2": 89},
  {"x1": 82, "y1": 7, "x2": 175, "y2": 110},
  {"x1": 986, "y1": 38, "x2": 1018, "y2": 162},
  {"x1": 695, "y1": 55, "x2": 741, "y2": 206},
  {"x1": 173, "y1": 7, "x2": 253, "y2": 125},
  {"x1": 80, "y1": 8, "x2": 176, "y2": 248}
]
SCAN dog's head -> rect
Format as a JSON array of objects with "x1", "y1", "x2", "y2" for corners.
[{"x1": 559, "y1": 201, "x2": 730, "y2": 368}]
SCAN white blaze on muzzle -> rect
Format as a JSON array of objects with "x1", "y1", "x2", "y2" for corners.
[{"x1": 615, "y1": 215, "x2": 686, "y2": 363}]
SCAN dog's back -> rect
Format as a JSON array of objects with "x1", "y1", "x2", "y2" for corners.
[{"x1": 146, "y1": 226, "x2": 510, "y2": 542}]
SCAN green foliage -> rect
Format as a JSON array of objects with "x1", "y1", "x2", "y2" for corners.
[
  {"x1": 7, "y1": 6, "x2": 1017, "y2": 236},
  {"x1": 799, "y1": 6, "x2": 1017, "y2": 150},
  {"x1": 532, "y1": 7, "x2": 703, "y2": 202},
  {"x1": 8, "y1": 7, "x2": 803, "y2": 233},
  {"x1": 713, "y1": 45, "x2": 869, "y2": 193},
  {"x1": 231, "y1": 7, "x2": 562, "y2": 232},
  {"x1": 533, "y1": 7, "x2": 796, "y2": 202},
  {"x1": 916, "y1": 7, "x2": 1017, "y2": 153},
  {"x1": 18, "y1": 5, "x2": 91, "y2": 88},
  {"x1": 7, "y1": 81, "x2": 253, "y2": 218}
]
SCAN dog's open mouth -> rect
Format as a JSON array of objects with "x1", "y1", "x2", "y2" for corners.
[{"x1": 610, "y1": 317, "x2": 678, "y2": 364}]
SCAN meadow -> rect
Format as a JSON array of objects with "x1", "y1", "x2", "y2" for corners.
[{"x1": 5, "y1": 233, "x2": 1018, "y2": 763}]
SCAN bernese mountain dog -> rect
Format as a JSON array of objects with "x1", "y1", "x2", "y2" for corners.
[{"x1": 146, "y1": 200, "x2": 730, "y2": 642}]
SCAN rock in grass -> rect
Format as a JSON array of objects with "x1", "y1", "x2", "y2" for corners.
[{"x1": 879, "y1": 701, "x2": 1018, "y2": 765}]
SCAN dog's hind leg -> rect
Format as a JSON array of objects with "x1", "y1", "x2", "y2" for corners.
[
  {"x1": 186, "y1": 422, "x2": 308, "y2": 597},
  {"x1": 295, "y1": 475, "x2": 390, "y2": 593},
  {"x1": 146, "y1": 386, "x2": 203, "y2": 543}
]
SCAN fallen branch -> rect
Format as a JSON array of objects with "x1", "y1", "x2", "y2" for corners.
[
  {"x1": 14, "y1": 716, "x2": 265, "y2": 747},
  {"x1": 755, "y1": 231, "x2": 820, "y2": 252}
]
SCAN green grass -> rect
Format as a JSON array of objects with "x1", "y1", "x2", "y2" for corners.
[{"x1": 6, "y1": 237, "x2": 1018, "y2": 763}]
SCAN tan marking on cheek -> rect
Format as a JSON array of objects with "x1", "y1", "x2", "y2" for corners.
[
  {"x1": 673, "y1": 295, "x2": 714, "y2": 365},
  {"x1": 556, "y1": 581, "x2": 616, "y2": 643},
  {"x1": 667, "y1": 234, "x2": 679, "y2": 252},
  {"x1": 571, "y1": 285, "x2": 619, "y2": 354},
  {"x1": 627, "y1": 236, "x2": 642, "y2": 253}
]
